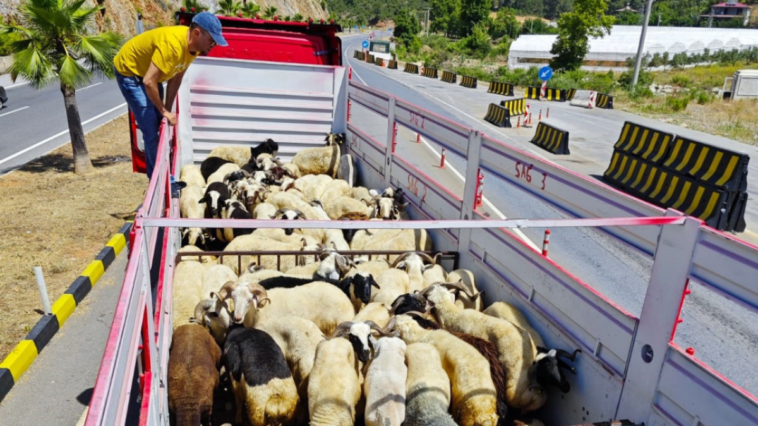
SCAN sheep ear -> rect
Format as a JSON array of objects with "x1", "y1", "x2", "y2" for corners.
[{"x1": 198, "y1": 196, "x2": 207, "y2": 204}]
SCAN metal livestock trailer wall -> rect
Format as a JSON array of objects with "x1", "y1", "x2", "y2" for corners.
[{"x1": 85, "y1": 58, "x2": 758, "y2": 426}]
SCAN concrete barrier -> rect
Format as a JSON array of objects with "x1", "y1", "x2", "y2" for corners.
[
  {"x1": 596, "y1": 93, "x2": 614, "y2": 109},
  {"x1": 525, "y1": 86, "x2": 540, "y2": 99},
  {"x1": 404, "y1": 63, "x2": 419, "y2": 74},
  {"x1": 530, "y1": 122, "x2": 570, "y2": 155},
  {"x1": 459, "y1": 75, "x2": 477, "y2": 88},
  {"x1": 388, "y1": 60, "x2": 398, "y2": 69},
  {"x1": 367, "y1": 54, "x2": 375, "y2": 63},
  {"x1": 570, "y1": 90, "x2": 596, "y2": 108},
  {"x1": 544, "y1": 88, "x2": 566, "y2": 102},
  {"x1": 441, "y1": 70, "x2": 457, "y2": 83},
  {"x1": 488, "y1": 81, "x2": 514, "y2": 96},
  {"x1": 483, "y1": 103, "x2": 512, "y2": 127},
  {"x1": 499, "y1": 98, "x2": 526, "y2": 116},
  {"x1": 614, "y1": 121, "x2": 675, "y2": 165},
  {"x1": 421, "y1": 66, "x2": 438, "y2": 79},
  {"x1": 663, "y1": 135, "x2": 750, "y2": 193},
  {"x1": 566, "y1": 88, "x2": 577, "y2": 101},
  {"x1": 374, "y1": 56, "x2": 384, "y2": 67}
]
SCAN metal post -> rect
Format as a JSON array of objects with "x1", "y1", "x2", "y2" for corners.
[
  {"x1": 34, "y1": 267, "x2": 52, "y2": 315},
  {"x1": 439, "y1": 148, "x2": 446, "y2": 169},
  {"x1": 631, "y1": 0, "x2": 655, "y2": 88}
]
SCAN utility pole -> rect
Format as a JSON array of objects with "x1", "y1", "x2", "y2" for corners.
[
  {"x1": 426, "y1": 9, "x2": 430, "y2": 37},
  {"x1": 631, "y1": 0, "x2": 654, "y2": 89}
]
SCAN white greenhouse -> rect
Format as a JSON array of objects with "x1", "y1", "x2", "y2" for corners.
[{"x1": 508, "y1": 26, "x2": 758, "y2": 71}]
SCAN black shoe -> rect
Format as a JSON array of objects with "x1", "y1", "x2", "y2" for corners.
[{"x1": 171, "y1": 181, "x2": 186, "y2": 199}]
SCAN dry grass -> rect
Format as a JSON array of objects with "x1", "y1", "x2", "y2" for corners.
[{"x1": 0, "y1": 114, "x2": 146, "y2": 361}]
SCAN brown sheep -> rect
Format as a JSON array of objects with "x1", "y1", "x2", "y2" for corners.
[
  {"x1": 338, "y1": 211, "x2": 371, "y2": 221},
  {"x1": 168, "y1": 324, "x2": 222, "y2": 426}
]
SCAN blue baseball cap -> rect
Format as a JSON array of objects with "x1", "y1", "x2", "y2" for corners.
[{"x1": 192, "y1": 12, "x2": 228, "y2": 47}]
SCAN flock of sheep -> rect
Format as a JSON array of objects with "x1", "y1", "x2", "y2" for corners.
[{"x1": 169, "y1": 136, "x2": 580, "y2": 426}]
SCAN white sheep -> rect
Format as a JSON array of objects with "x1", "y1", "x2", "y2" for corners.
[
  {"x1": 308, "y1": 337, "x2": 363, "y2": 426},
  {"x1": 253, "y1": 202, "x2": 278, "y2": 220},
  {"x1": 221, "y1": 235, "x2": 302, "y2": 274},
  {"x1": 352, "y1": 302, "x2": 391, "y2": 328},
  {"x1": 404, "y1": 342, "x2": 457, "y2": 426},
  {"x1": 294, "y1": 174, "x2": 334, "y2": 200},
  {"x1": 362, "y1": 229, "x2": 433, "y2": 262},
  {"x1": 179, "y1": 163, "x2": 205, "y2": 188},
  {"x1": 172, "y1": 258, "x2": 205, "y2": 330},
  {"x1": 252, "y1": 228, "x2": 320, "y2": 249},
  {"x1": 178, "y1": 245, "x2": 218, "y2": 268},
  {"x1": 324, "y1": 195, "x2": 373, "y2": 220},
  {"x1": 423, "y1": 264, "x2": 448, "y2": 288},
  {"x1": 208, "y1": 145, "x2": 252, "y2": 167},
  {"x1": 483, "y1": 302, "x2": 545, "y2": 348},
  {"x1": 292, "y1": 136, "x2": 342, "y2": 177},
  {"x1": 371, "y1": 269, "x2": 410, "y2": 307},
  {"x1": 207, "y1": 162, "x2": 240, "y2": 184},
  {"x1": 364, "y1": 337, "x2": 408, "y2": 426},
  {"x1": 447, "y1": 269, "x2": 484, "y2": 311},
  {"x1": 389, "y1": 314, "x2": 499, "y2": 426},
  {"x1": 318, "y1": 179, "x2": 352, "y2": 204},
  {"x1": 179, "y1": 185, "x2": 206, "y2": 247},
  {"x1": 422, "y1": 285, "x2": 545, "y2": 412}
]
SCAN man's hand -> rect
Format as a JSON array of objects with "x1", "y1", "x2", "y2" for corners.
[{"x1": 163, "y1": 110, "x2": 177, "y2": 126}]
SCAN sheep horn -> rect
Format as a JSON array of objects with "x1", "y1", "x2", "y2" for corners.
[
  {"x1": 389, "y1": 295, "x2": 406, "y2": 313},
  {"x1": 440, "y1": 280, "x2": 476, "y2": 299},
  {"x1": 332, "y1": 321, "x2": 354, "y2": 338},
  {"x1": 556, "y1": 348, "x2": 582, "y2": 362},
  {"x1": 218, "y1": 281, "x2": 238, "y2": 300},
  {"x1": 293, "y1": 210, "x2": 307, "y2": 219},
  {"x1": 273, "y1": 208, "x2": 289, "y2": 217},
  {"x1": 193, "y1": 299, "x2": 215, "y2": 325},
  {"x1": 366, "y1": 320, "x2": 396, "y2": 337},
  {"x1": 389, "y1": 252, "x2": 413, "y2": 269},
  {"x1": 246, "y1": 263, "x2": 263, "y2": 273},
  {"x1": 416, "y1": 252, "x2": 438, "y2": 264},
  {"x1": 384, "y1": 316, "x2": 398, "y2": 334}
]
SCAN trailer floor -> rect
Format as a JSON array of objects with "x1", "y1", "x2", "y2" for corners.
[{"x1": 0, "y1": 250, "x2": 128, "y2": 426}]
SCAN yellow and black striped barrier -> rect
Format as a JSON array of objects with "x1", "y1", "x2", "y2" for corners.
[
  {"x1": 374, "y1": 56, "x2": 384, "y2": 66},
  {"x1": 544, "y1": 88, "x2": 566, "y2": 102},
  {"x1": 603, "y1": 151, "x2": 730, "y2": 229},
  {"x1": 355, "y1": 51, "x2": 366, "y2": 61},
  {"x1": 525, "y1": 86, "x2": 540, "y2": 99},
  {"x1": 530, "y1": 122, "x2": 570, "y2": 155},
  {"x1": 613, "y1": 121, "x2": 674, "y2": 164},
  {"x1": 421, "y1": 67, "x2": 438, "y2": 78},
  {"x1": 0, "y1": 222, "x2": 133, "y2": 402},
  {"x1": 596, "y1": 93, "x2": 614, "y2": 109},
  {"x1": 484, "y1": 103, "x2": 513, "y2": 128},
  {"x1": 566, "y1": 88, "x2": 577, "y2": 101},
  {"x1": 488, "y1": 82, "x2": 514, "y2": 96},
  {"x1": 353, "y1": 50, "x2": 360, "y2": 59},
  {"x1": 367, "y1": 54, "x2": 375, "y2": 63},
  {"x1": 460, "y1": 75, "x2": 477, "y2": 89},
  {"x1": 663, "y1": 136, "x2": 750, "y2": 193},
  {"x1": 441, "y1": 70, "x2": 457, "y2": 83},
  {"x1": 388, "y1": 60, "x2": 398, "y2": 69},
  {"x1": 499, "y1": 98, "x2": 526, "y2": 116},
  {"x1": 404, "y1": 63, "x2": 419, "y2": 74}
]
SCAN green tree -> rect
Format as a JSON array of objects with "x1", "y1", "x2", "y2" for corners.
[
  {"x1": 544, "y1": 0, "x2": 572, "y2": 19},
  {"x1": 263, "y1": 6, "x2": 278, "y2": 18},
  {"x1": 293, "y1": 13, "x2": 304, "y2": 22},
  {"x1": 430, "y1": 0, "x2": 460, "y2": 36},
  {"x1": 489, "y1": 7, "x2": 520, "y2": 39},
  {"x1": 0, "y1": 0, "x2": 122, "y2": 174},
  {"x1": 521, "y1": 18, "x2": 558, "y2": 34},
  {"x1": 462, "y1": 22, "x2": 491, "y2": 58},
  {"x1": 511, "y1": 0, "x2": 543, "y2": 16},
  {"x1": 218, "y1": 0, "x2": 242, "y2": 16},
  {"x1": 615, "y1": 10, "x2": 640, "y2": 25},
  {"x1": 393, "y1": 9, "x2": 421, "y2": 46},
  {"x1": 241, "y1": 2, "x2": 261, "y2": 18},
  {"x1": 459, "y1": 0, "x2": 490, "y2": 36},
  {"x1": 550, "y1": 0, "x2": 615, "y2": 71}
]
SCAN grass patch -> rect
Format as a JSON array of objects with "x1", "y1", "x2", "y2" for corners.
[{"x1": 0, "y1": 114, "x2": 145, "y2": 360}]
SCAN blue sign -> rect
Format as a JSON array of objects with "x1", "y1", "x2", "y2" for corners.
[
  {"x1": 362, "y1": 40, "x2": 369, "y2": 49},
  {"x1": 539, "y1": 66, "x2": 553, "y2": 81}
]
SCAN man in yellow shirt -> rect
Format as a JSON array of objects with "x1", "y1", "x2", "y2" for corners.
[{"x1": 114, "y1": 12, "x2": 227, "y2": 180}]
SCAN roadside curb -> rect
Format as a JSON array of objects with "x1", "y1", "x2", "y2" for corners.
[{"x1": 0, "y1": 221, "x2": 133, "y2": 403}]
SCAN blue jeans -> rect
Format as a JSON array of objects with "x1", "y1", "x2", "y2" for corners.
[{"x1": 115, "y1": 70, "x2": 164, "y2": 180}]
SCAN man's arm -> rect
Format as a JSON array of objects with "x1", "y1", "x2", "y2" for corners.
[
  {"x1": 142, "y1": 62, "x2": 176, "y2": 125},
  {"x1": 164, "y1": 70, "x2": 185, "y2": 114}
]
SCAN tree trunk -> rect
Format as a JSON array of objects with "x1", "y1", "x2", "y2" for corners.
[{"x1": 61, "y1": 83, "x2": 93, "y2": 174}]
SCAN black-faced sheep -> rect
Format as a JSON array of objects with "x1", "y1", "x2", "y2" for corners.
[
  {"x1": 339, "y1": 271, "x2": 381, "y2": 311},
  {"x1": 199, "y1": 182, "x2": 230, "y2": 219},
  {"x1": 168, "y1": 324, "x2": 221, "y2": 426},
  {"x1": 200, "y1": 156, "x2": 234, "y2": 181},
  {"x1": 223, "y1": 326, "x2": 299, "y2": 426}
]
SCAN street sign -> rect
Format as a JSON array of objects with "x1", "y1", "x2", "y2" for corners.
[
  {"x1": 362, "y1": 40, "x2": 369, "y2": 49},
  {"x1": 539, "y1": 66, "x2": 553, "y2": 81}
]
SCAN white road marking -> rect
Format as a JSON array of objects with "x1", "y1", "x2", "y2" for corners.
[
  {"x1": 415, "y1": 133, "x2": 541, "y2": 251},
  {"x1": 6, "y1": 81, "x2": 30, "y2": 89},
  {"x1": 79, "y1": 82, "x2": 102, "y2": 91},
  {"x1": 0, "y1": 106, "x2": 30, "y2": 118},
  {"x1": 0, "y1": 103, "x2": 126, "y2": 166}
]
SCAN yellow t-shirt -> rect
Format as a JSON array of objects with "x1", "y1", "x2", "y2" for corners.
[{"x1": 114, "y1": 26, "x2": 197, "y2": 82}]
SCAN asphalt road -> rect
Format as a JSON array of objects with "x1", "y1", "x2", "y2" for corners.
[
  {"x1": 0, "y1": 74, "x2": 127, "y2": 175},
  {"x1": 341, "y1": 33, "x2": 758, "y2": 395}
]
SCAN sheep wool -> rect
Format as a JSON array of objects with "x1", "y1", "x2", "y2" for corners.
[
  {"x1": 364, "y1": 337, "x2": 408, "y2": 426},
  {"x1": 292, "y1": 144, "x2": 341, "y2": 177},
  {"x1": 308, "y1": 338, "x2": 363, "y2": 426},
  {"x1": 404, "y1": 343, "x2": 457, "y2": 426},
  {"x1": 483, "y1": 302, "x2": 546, "y2": 348}
]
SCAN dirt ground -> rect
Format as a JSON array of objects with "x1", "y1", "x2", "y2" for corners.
[{"x1": 0, "y1": 114, "x2": 146, "y2": 361}]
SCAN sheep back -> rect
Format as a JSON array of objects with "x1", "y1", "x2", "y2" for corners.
[
  {"x1": 209, "y1": 145, "x2": 253, "y2": 167},
  {"x1": 179, "y1": 164, "x2": 206, "y2": 188},
  {"x1": 308, "y1": 338, "x2": 363, "y2": 426},
  {"x1": 404, "y1": 343, "x2": 456, "y2": 426},
  {"x1": 172, "y1": 260, "x2": 206, "y2": 329},
  {"x1": 224, "y1": 327, "x2": 298, "y2": 426},
  {"x1": 364, "y1": 337, "x2": 408, "y2": 426},
  {"x1": 325, "y1": 196, "x2": 371, "y2": 220},
  {"x1": 292, "y1": 145, "x2": 340, "y2": 176},
  {"x1": 261, "y1": 282, "x2": 355, "y2": 336},
  {"x1": 207, "y1": 163, "x2": 240, "y2": 184},
  {"x1": 221, "y1": 235, "x2": 301, "y2": 274},
  {"x1": 168, "y1": 324, "x2": 221, "y2": 426},
  {"x1": 483, "y1": 302, "x2": 545, "y2": 348}
]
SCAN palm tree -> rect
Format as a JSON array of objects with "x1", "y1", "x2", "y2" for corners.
[
  {"x1": 241, "y1": 2, "x2": 260, "y2": 18},
  {"x1": 263, "y1": 6, "x2": 277, "y2": 19},
  {"x1": 292, "y1": 13, "x2": 303, "y2": 22},
  {"x1": 217, "y1": 0, "x2": 242, "y2": 16},
  {"x1": 0, "y1": 0, "x2": 122, "y2": 174}
]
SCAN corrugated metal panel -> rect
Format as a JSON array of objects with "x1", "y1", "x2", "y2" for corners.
[{"x1": 178, "y1": 57, "x2": 345, "y2": 166}]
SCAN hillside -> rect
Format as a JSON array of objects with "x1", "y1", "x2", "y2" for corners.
[{"x1": 0, "y1": 0, "x2": 327, "y2": 38}]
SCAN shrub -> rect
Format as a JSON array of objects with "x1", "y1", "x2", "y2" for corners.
[{"x1": 666, "y1": 96, "x2": 690, "y2": 112}]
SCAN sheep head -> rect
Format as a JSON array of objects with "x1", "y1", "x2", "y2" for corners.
[
  {"x1": 217, "y1": 281, "x2": 270, "y2": 324},
  {"x1": 340, "y1": 272, "x2": 380, "y2": 304},
  {"x1": 389, "y1": 292, "x2": 432, "y2": 315},
  {"x1": 532, "y1": 348, "x2": 581, "y2": 395},
  {"x1": 418, "y1": 283, "x2": 458, "y2": 307},
  {"x1": 384, "y1": 314, "x2": 426, "y2": 342},
  {"x1": 315, "y1": 251, "x2": 355, "y2": 284},
  {"x1": 332, "y1": 320, "x2": 395, "y2": 363},
  {"x1": 194, "y1": 293, "x2": 232, "y2": 346},
  {"x1": 182, "y1": 228, "x2": 206, "y2": 247},
  {"x1": 274, "y1": 208, "x2": 306, "y2": 235},
  {"x1": 324, "y1": 132, "x2": 345, "y2": 146},
  {"x1": 390, "y1": 252, "x2": 427, "y2": 275}
]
